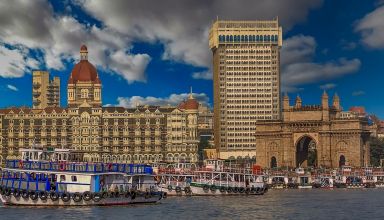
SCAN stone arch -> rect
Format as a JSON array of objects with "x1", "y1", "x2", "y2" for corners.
[
  {"x1": 295, "y1": 135, "x2": 317, "y2": 167},
  {"x1": 339, "y1": 155, "x2": 346, "y2": 167},
  {"x1": 270, "y1": 156, "x2": 277, "y2": 168}
]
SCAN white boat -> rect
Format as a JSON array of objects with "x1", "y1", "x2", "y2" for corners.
[{"x1": 189, "y1": 159, "x2": 266, "y2": 196}]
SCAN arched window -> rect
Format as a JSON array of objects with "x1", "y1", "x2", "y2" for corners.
[
  {"x1": 270, "y1": 156, "x2": 277, "y2": 168},
  {"x1": 339, "y1": 155, "x2": 346, "y2": 167},
  {"x1": 241, "y1": 35, "x2": 244, "y2": 42},
  {"x1": 226, "y1": 35, "x2": 230, "y2": 42},
  {"x1": 244, "y1": 35, "x2": 248, "y2": 42},
  {"x1": 274, "y1": 35, "x2": 278, "y2": 42},
  {"x1": 256, "y1": 35, "x2": 259, "y2": 41},
  {"x1": 230, "y1": 35, "x2": 233, "y2": 42}
]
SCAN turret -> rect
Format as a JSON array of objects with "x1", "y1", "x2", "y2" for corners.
[
  {"x1": 332, "y1": 93, "x2": 340, "y2": 111},
  {"x1": 283, "y1": 93, "x2": 290, "y2": 110},
  {"x1": 295, "y1": 95, "x2": 302, "y2": 108},
  {"x1": 322, "y1": 90, "x2": 329, "y2": 110},
  {"x1": 322, "y1": 90, "x2": 329, "y2": 121}
]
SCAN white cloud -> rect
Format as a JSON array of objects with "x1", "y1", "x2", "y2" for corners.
[
  {"x1": 6, "y1": 84, "x2": 18, "y2": 91},
  {"x1": 116, "y1": 92, "x2": 210, "y2": 108},
  {"x1": 0, "y1": 0, "x2": 151, "y2": 83},
  {"x1": 355, "y1": 6, "x2": 384, "y2": 49},
  {"x1": 76, "y1": 0, "x2": 323, "y2": 69},
  {"x1": 352, "y1": 90, "x2": 365, "y2": 96},
  {"x1": 319, "y1": 83, "x2": 337, "y2": 90},
  {"x1": 0, "y1": 45, "x2": 39, "y2": 78},
  {"x1": 281, "y1": 35, "x2": 361, "y2": 91},
  {"x1": 192, "y1": 70, "x2": 212, "y2": 80}
]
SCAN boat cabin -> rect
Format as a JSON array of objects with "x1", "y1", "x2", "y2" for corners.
[{"x1": 204, "y1": 159, "x2": 224, "y2": 171}]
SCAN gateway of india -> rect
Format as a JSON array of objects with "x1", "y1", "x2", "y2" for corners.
[{"x1": 255, "y1": 93, "x2": 371, "y2": 168}]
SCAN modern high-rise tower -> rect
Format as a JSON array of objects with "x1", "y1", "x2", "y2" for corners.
[
  {"x1": 209, "y1": 19, "x2": 283, "y2": 160},
  {"x1": 32, "y1": 71, "x2": 60, "y2": 109}
]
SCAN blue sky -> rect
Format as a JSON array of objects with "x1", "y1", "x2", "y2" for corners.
[{"x1": 0, "y1": 0, "x2": 384, "y2": 117}]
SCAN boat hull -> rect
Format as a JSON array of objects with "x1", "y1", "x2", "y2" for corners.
[
  {"x1": 189, "y1": 185, "x2": 266, "y2": 196},
  {"x1": 0, "y1": 194, "x2": 162, "y2": 206}
]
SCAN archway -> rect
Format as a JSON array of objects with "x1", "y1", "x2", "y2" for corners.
[
  {"x1": 270, "y1": 156, "x2": 277, "y2": 168},
  {"x1": 339, "y1": 155, "x2": 346, "y2": 167},
  {"x1": 296, "y1": 136, "x2": 317, "y2": 167}
]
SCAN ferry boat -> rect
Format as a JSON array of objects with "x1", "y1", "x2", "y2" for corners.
[
  {"x1": 188, "y1": 160, "x2": 267, "y2": 196},
  {"x1": 0, "y1": 148, "x2": 164, "y2": 206}
]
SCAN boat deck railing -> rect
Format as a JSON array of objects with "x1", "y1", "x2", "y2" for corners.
[{"x1": 4, "y1": 160, "x2": 153, "y2": 175}]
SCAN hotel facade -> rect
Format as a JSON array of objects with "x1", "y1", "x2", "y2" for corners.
[
  {"x1": 0, "y1": 45, "x2": 199, "y2": 164},
  {"x1": 209, "y1": 19, "x2": 282, "y2": 160}
]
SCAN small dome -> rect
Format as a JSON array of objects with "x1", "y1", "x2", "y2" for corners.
[
  {"x1": 80, "y1": 44, "x2": 88, "y2": 51},
  {"x1": 68, "y1": 45, "x2": 100, "y2": 84}
]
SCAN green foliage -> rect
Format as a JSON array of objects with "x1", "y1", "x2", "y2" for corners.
[
  {"x1": 197, "y1": 138, "x2": 211, "y2": 162},
  {"x1": 370, "y1": 137, "x2": 384, "y2": 166}
]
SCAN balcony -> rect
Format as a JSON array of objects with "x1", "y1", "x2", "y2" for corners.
[
  {"x1": 32, "y1": 91, "x2": 40, "y2": 97},
  {"x1": 33, "y1": 100, "x2": 41, "y2": 106},
  {"x1": 32, "y1": 83, "x2": 41, "y2": 89}
]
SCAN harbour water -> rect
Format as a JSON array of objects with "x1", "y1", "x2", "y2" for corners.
[{"x1": 1, "y1": 189, "x2": 384, "y2": 220}]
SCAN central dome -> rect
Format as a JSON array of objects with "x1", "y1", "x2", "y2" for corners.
[{"x1": 68, "y1": 45, "x2": 101, "y2": 84}]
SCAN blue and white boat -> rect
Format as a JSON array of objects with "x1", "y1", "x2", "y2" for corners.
[{"x1": 0, "y1": 148, "x2": 164, "y2": 206}]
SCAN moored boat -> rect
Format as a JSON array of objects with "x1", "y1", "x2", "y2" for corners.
[{"x1": 0, "y1": 148, "x2": 164, "y2": 206}]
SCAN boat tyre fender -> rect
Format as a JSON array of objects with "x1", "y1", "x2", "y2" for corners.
[
  {"x1": 13, "y1": 189, "x2": 21, "y2": 198},
  {"x1": 131, "y1": 191, "x2": 137, "y2": 200},
  {"x1": 73, "y1": 192, "x2": 82, "y2": 203},
  {"x1": 233, "y1": 187, "x2": 239, "y2": 193},
  {"x1": 226, "y1": 187, "x2": 232, "y2": 193},
  {"x1": 175, "y1": 186, "x2": 182, "y2": 193},
  {"x1": 210, "y1": 185, "x2": 217, "y2": 192},
  {"x1": 29, "y1": 191, "x2": 38, "y2": 200},
  {"x1": 124, "y1": 191, "x2": 131, "y2": 198},
  {"x1": 167, "y1": 185, "x2": 173, "y2": 192},
  {"x1": 184, "y1": 186, "x2": 192, "y2": 195},
  {"x1": 50, "y1": 191, "x2": 59, "y2": 201},
  {"x1": 5, "y1": 188, "x2": 11, "y2": 196},
  {"x1": 239, "y1": 187, "x2": 245, "y2": 193},
  {"x1": 203, "y1": 185, "x2": 209, "y2": 192},
  {"x1": 61, "y1": 192, "x2": 71, "y2": 202},
  {"x1": 255, "y1": 187, "x2": 260, "y2": 193},
  {"x1": 251, "y1": 187, "x2": 256, "y2": 193},
  {"x1": 245, "y1": 187, "x2": 250, "y2": 194},
  {"x1": 101, "y1": 191, "x2": 108, "y2": 199},
  {"x1": 59, "y1": 162, "x2": 66, "y2": 171},
  {"x1": 83, "y1": 191, "x2": 92, "y2": 201},
  {"x1": 21, "y1": 190, "x2": 29, "y2": 199},
  {"x1": 219, "y1": 186, "x2": 226, "y2": 193},
  {"x1": 39, "y1": 191, "x2": 48, "y2": 200},
  {"x1": 92, "y1": 192, "x2": 102, "y2": 202}
]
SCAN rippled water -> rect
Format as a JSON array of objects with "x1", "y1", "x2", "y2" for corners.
[{"x1": 1, "y1": 189, "x2": 384, "y2": 220}]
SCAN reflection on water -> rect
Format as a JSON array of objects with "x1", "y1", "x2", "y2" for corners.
[{"x1": 1, "y1": 189, "x2": 384, "y2": 220}]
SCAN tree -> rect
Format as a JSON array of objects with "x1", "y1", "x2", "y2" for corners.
[
  {"x1": 370, "y1": 137, "x2": 384, "y2": 167},
  {"x1": 197, "y1": 138, "x2": 211, "y2": 163}
]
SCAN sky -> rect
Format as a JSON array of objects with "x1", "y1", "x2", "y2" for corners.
[{"x1": 0, "y1": 0, "x2": 384, "y2": 117}]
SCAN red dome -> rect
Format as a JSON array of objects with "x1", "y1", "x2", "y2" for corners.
[
  {"x1": 80, "y1": 44, "x2": 87, "y2": 51},
  {"x1": 68, "y1": 45, "x2": 100, "y2": 84},
  {"x1": 349, "y1": 106, "x2": 366, "y2": 115},
  {"x1": 178, "y1": 101, "x2": 186, "y2": 109},
  {"x1": 184, "y1": 98, "x2": 199, "y2": 110},
  {"x1": 69, "y1": 60, "x2": 100, "y2": 83}
]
